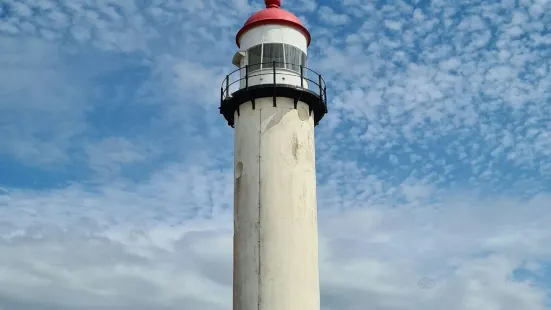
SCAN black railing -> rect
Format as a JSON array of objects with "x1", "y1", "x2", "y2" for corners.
[{"x1": 220, "y1": 61, "x2": 327, "y2": 111}]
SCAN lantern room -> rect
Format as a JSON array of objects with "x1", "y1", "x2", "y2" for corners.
[
  {"x1": 219, "y1": 0, "x2": 328, "y2": 127},
  {"x1": 232, "y1": 0, "x2": 310, "y2": 88}
]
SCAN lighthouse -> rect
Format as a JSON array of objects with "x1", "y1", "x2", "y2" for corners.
[{"x1": 219, "y1": 0, "x2": 328, "y2": 309}]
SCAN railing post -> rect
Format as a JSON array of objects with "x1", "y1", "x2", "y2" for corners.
[
  {"x1": 318, "y1": 75, "x2": 323, "y2": 104},
  {"x1": 324, "y1": 86, "x2": 328, "y2": 112},
  {"x1": 273, "y1": 61, "x2": 276, "y2": 107},
  {"x1": 245, "y1": 65, "x2": 248, "y2": 89},
  {"x1": 273, "y1": 61, "x2": 276, "y2": 85},
  {"x1": 220, "y1": 87, "x2": 223, "y2": 109},
  {"x1": 300, "y1": 65, "x2": 304, "y2": 88},
  {"x1": 225, "y1": 75, "x2": 229, "y2": 98}
]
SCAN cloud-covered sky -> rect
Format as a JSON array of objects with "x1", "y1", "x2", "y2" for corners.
[{"x1": 1, "y1": 0, "x2": 551, "y2": 309}]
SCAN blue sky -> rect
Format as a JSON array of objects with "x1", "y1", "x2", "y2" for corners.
[{"x1": 1, "y1": 0, "x2": 551, "y2": 309}]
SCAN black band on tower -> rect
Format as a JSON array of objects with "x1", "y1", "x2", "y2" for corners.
[{"x1": 219, "y1": 84, "x2": 327, "y2": 128}]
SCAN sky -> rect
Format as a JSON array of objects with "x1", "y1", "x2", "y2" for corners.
[{"x1": 1, "y1": 0, "x2": 551, "y2": 309}]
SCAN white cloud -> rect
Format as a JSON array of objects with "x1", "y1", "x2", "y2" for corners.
[
  {"x1": 290, "y1": 0, "x2": 318, "y2": 12},
  {"x1": 318, "y1": 6, "x2": 350, "y2": 26},
  {"x1": 0, "y1": 183, "x2": 550, "y2": 309},
  {"x1": 84, "y1": 137, "x2": 151, "y2": 177},
  {"x1": 0, "y1": 37, "x2": 88, "y2": 166}
]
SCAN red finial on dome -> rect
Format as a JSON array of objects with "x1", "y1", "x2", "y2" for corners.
[{"x1": 265, "y1": 0, "x2": 281, "y2": 8}]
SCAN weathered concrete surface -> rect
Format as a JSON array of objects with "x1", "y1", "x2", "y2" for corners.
[{"x1": 233, "y1": 97, "x2": 320, "y2": 310}]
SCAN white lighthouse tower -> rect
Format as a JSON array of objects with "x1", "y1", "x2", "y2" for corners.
[{"x1": 219, "y1": 1, "x2": 327, "y2": 310}]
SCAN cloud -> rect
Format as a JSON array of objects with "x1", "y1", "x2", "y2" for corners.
[
  {"x1": 83, "y1": 137, "x2": 150, "y2": 177},
  {"x1": 317, "y1": 6, "x2": 350, "y2": 26},
  {"x1": 0, "y1": 37, "x2": 88, "y2": 166},
  {"x1": 0, "y1": 0, "x2": 245, "y2": 171},
  {"x1": 0, "y1": 183, "x2": 550, "y2": 310}
]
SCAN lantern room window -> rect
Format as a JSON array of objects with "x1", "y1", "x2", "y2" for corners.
[
  {"x1": 284, "y1": 45, "x2": 304, "y2": 72},
  {"x1": 248, "y1": 45, "x2": 262, "y2": 72},
  {"x1": 247, "y1": 43, "x2": 306, "y2": 73},
  {"x1": 263, "y1": 43, "x2": 285, "y2": 68}
]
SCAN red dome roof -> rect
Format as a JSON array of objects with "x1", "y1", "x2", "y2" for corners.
[{"x1": 235, "y1": 0, "x2": 311, "y2": 47}]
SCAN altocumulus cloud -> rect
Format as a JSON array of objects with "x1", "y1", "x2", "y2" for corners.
[{"x1": 1, "y1": 0, "x2": 551, "y2": 309}]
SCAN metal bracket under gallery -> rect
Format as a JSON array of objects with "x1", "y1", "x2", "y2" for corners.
[{"x1": 219, "y1": 61, "x2": 328, "y2": 128}]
